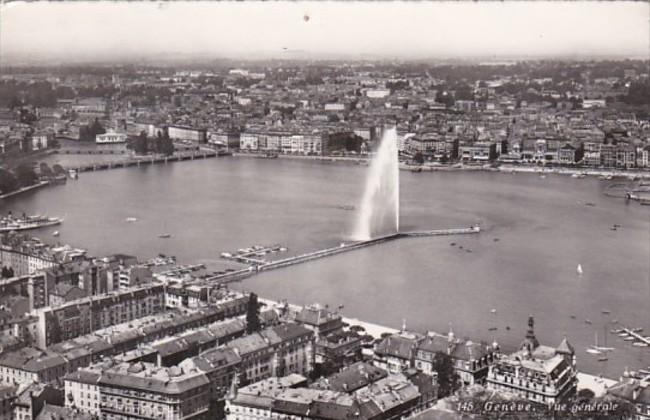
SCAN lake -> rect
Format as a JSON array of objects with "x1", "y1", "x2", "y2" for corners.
[{"x1": 4, "y1": 156, "x2": 650, "y2": 378}]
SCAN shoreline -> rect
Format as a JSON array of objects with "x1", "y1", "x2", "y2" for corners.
[
  {"x1": 231, "y1": 152, "x2": 650, "y2": 180},
  {"x1": 258, "y1": 298, "x2": 616, "y2": 395},
  {"x1": 0, "y1": 180, "x2": 51, "y2": 200}
]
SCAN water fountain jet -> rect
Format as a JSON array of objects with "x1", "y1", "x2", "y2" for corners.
[{"x1": 352, "y1": 127, "x2": 400, "y2": 240}]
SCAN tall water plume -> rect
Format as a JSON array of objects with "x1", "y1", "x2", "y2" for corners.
[{"x1": 352, "y1": 127, "x2": 399, "y2": 240}]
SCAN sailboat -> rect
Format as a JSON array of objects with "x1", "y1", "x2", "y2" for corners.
[
  {"x1": 589, "y1": 332, "x2": 615, "y2": 353},
  {"x1": 577, "y1": 264, "x2": 583, "y2": 275},
  {"x1": 158, "y1": 220, "x2": 171, "y2": 239}
]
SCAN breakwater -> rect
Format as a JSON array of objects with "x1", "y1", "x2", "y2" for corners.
[{"x1": 207, "y1": 226, "x2": 480, "y2": 284}]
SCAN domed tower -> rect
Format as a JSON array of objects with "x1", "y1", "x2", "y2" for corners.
[{"x1": 520, "y1": 315, "x2": 540, "y2": 355}]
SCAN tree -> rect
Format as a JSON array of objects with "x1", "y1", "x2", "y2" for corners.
[
  {"x1": 0, "y1": 169, "x2": 18, "y2": 194},
  {"x1": 14, "y1": 164, "x2": 38, "y2": 188},
  {"x1": 39, "y1": 163, "x2": 53, "y2": 178},
  {"x1": 246, "y1": 292, "x2": 261, "y2": 334},
  {"x1": 159, "y1": 132, "x2": 174, "y2": 156},
  {"x1": 52, "y1": 164, "x2": 66, "y2": 176},
  {"x1": 132, "y1": 131, "x2": 149, "y2": 155},
  {"x1": 431, "y1": 351, "x2": 460, "y2": 397}
]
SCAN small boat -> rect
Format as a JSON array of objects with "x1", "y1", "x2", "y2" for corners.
[
  {"x1": 624, "y1": 336, "x2": 636, "y2": 341},
  {"x1": 612, "y1": 319, "x2": 619, "y2": 324},
  {"x1": 539, "y1": 175, "x2": 546, "y2": 179},
  {"x1": 488, "y1": 327, "x2": 498, "y2": 332},
  {"x1": 450, "y1": 242, "x2": 456, "y2": 246},
  {"x1": 52, "y1": 231, "x2": 59, "y2": 237},
  {"x1": 601, "y1": 310, "x2": 611, "y2": 315},
  {"x1": 585, "y1": 202, "x2": 596, "y2": 207},
  {"x1": 570, "y1": 315, "x2": 576, "y2": 319},
  {"x1": 158, "y1": 233, "x2": 171, "y2": 239},
  {"x1": 618, "y1": 332, "x2": 630, "y2": 337},
  {"x1": 126, "y1": 217, "x2": 138, "y2": 223},
  {"x1": 611, "y1": 329, "x2": 623, "y2": 334},
  {"x1": 632, "y1": 328, "x2": 644, "y2": 333},
  {"x1": 493, "y1": 238, "x2": 499, "y2": 242},
  {"x1": 505, "y1": 326, "x2": 510, "y2": 331},
  {"x1": 585, "y1": 319, "x2": 592, "y2": 325},
  {"x1": 586, "y1": 348, "x2": 602, "y2": 355},
  {"x1": 577, "y1": 264, "x2": 583, "y2": 275},
  {"x1": 598, "y1": 356, "x2": 609, "y2": 362},
  {"x1": 610, "y1": 226, "x2": 618, "y2": 231},
  {"x1": 490, "y1": 309, "x2": 497, "y2": 314},
  {"x1": 633, "y1": 342, "x2": 649, "y2": 347}
]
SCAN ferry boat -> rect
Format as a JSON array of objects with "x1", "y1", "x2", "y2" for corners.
[{"x1": 0, "y1": 214, "x2": 63, "y2": 233}]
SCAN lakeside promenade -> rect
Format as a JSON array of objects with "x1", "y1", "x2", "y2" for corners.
[{"x1": 232, "y1": 152, "x2": 650, "y2": 180}]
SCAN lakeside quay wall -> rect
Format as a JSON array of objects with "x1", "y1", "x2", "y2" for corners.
[
  {"x1": 232, "y1": 152, "x2": 650, "y2": 180},
  {"x1": 0, "y1": 180, "x2": 51, "y2": 200}
]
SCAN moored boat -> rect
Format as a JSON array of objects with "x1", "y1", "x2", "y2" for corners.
[{"x1": 0, "y1": 214, "x2": 63, "y2": 233}]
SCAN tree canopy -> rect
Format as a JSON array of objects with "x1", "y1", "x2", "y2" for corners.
[{"x1": 246, "y1": 292, "x2": 261, "y2": 334}]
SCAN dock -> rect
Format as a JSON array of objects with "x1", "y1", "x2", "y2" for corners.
[
  {"x1": 621, "y1": 328, "x2": 650, "y2": 347},
  {"x1": 207, "y1": 226, "x2": 480, "y2": 284}
]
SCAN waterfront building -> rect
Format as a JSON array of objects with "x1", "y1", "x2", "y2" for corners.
[
  {"x1": 373, "y1": 330, "x2": 423, "y2": 374},
  {"x1": 459, "y1": 142, "x2": 497, "y2": 162},
  {"x1": 239, "y1": 132, "x2": 259, "y2": 151},
  {"x1": 558, "y1": 143, "x2": 578, "y2": 165},
  {"x1": 95, "y1": 132, "x2": 127, "y2": 144},
  {"x1": 31, "y1": 133, "x2": 50, "y2": 151},
  {"x1": 486, "y1": 317, "x2": 577, "y2": 405},
  {"x1": 167, "y1": 125, "x2": 207, "y2": 143},
  {"x1": 607, "y1": 377, "x2": 650, "y2": 420},
  {"x1": 414, "y1": 331, "x2": 497, "y2": 386},
  {"x1": 314, "y1": 330, "x2": 363, "y2": 369},
  {"x1": 637, "y1": 145, "x2": 650, "y2": 168},
  {"x1": 293, "y1": 304, "x2": 344, "y2": 337}
]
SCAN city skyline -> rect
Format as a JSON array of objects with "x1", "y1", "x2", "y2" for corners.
[{"x1": 1, "y1": 1, "x2": 648, "y2": 64}]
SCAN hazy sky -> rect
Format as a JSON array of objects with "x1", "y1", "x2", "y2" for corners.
[{"x1": 1, "y1": 1, "x2": 648, "y2": 63}]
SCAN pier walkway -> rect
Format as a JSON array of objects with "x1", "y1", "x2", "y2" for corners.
[
  {"x1": 206, "y1": 226, "x2": 480, "y2": 284},
  {"x1": 622, "y1": 328, "x2": 650, "y2": 347}
]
